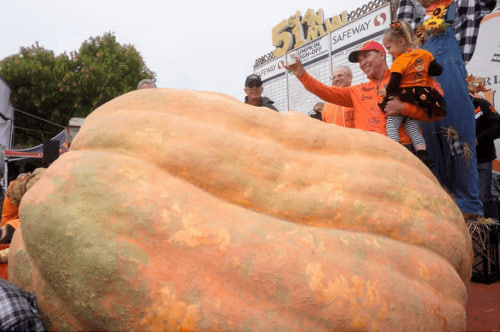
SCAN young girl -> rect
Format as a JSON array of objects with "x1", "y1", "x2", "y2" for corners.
[{"x1": 379, "y1": 20, "x2": 446, "y2": 168}]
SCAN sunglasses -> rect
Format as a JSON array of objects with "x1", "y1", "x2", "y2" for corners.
[{"x1": 247, "y1": 83, "x2": 262, "y2": 88}]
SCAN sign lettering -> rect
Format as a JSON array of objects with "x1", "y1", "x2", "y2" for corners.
[
  {"x1": 272, "y1": 9, "x2": 348, "y2": 57},
  {"x1": 331, "y1": 22, "x2": 370, "y2": 45}
]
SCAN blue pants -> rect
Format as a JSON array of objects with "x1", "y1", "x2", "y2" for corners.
[{"x1": 421, "y1": 27, "x2": 483, "y2": 215}]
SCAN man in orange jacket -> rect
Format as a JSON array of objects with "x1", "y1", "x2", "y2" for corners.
[
  {"x1": 321, "y1": 65, "x2": 355, "y2": 127},
  {"x1": 286, "y1": 41, "x2": 443, "y2": 146}
]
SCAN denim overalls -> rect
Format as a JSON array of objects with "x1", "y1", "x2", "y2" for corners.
[{"x1": 420, "y1": 2, "x2": 483, "y2": 215}]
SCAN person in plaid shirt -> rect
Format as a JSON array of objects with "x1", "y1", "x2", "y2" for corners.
[
  {"x1": 0, "y1": 279, "x2": 45, "y2": 331},
  {"x1": 397, "y1": 0, "x2": 496, "y2": 64},
  {"x1": 396, "y1": 0, "x2": 496, "y2": 219}
]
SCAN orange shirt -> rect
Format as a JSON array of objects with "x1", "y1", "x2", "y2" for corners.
[
  {"x1": 322, "y1": 103, "x2": 355, "y2": 127},
  {"x1": 390, "y1": 49, "x2": 435, "y2": 88},
  {"x1": 298, "y1": 69, "x2": 444, "y2": 145},
  {"x1": 0, "y1": 196, "x2": 20, "y2": 230}
]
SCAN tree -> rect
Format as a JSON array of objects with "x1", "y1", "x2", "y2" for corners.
[{"x1": 0, "y1": 32, "x2": 156, "y2": 148}]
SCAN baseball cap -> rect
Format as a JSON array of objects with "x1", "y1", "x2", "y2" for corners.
[
  {"x1": 245, "y1": 74, "x2": 262, "y2": 87},
  {"x1": 348, "y1": 41, "x2": 386, "y2": 63}
]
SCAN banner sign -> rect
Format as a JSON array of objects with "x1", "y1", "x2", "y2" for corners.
[
  {"x1": 255, "y1": 3, "x2": 391, "y2": 114},
  {"x1": 330, "y1": 6, "x2": 389, "y2": 51}
]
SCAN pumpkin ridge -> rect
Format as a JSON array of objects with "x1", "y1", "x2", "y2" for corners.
[{"x1": 68, "y1": 89, "x2": 470, "y2": 282}]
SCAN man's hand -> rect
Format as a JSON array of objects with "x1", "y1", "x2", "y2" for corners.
[
  {"x1": 384, "y1": 96, "x2": 405, "y2": 116},
  {"x1": 285, "y1": 54, "x2": 306, "y2": 78}
]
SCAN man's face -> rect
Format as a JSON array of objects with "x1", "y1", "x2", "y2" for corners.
[
  {"x1": 331, "y1": 68, "x2": 352, "y2": 87},
  {"x1": 357, "y1": 51, "x2": 386, "y2": 81},
  {"x1": 245, "y1": 82, "x2": 263, "y2": 99}
]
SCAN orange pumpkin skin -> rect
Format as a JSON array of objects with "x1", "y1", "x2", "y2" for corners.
[{"x1": 9, "y1": 89, "x2": 472, "y2": 331}]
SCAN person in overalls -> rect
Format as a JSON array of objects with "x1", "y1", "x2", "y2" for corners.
[{"x1": 397, "y1": 0, "x2": 496, "y2": 219}]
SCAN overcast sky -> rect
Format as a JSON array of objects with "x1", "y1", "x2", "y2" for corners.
[{"x1": 0, "y1": 0, "x2": 368, "y2": 101}]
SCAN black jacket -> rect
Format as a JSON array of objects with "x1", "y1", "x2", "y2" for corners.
[
  {"x1": 473, "y1": 97, "x2": 500, "y2": 163},
  {"x1": 244, "y1": 96, "x2": 279, "y2": 112},
  {"x1": 260, "y1": 97, "x2": 279, "y2": 112}
]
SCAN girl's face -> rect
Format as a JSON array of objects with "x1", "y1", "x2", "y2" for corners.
[{"x1": 383, "y1": 38, "x2": 406, "y2": 58}]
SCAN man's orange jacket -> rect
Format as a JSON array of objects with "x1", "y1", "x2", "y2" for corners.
[
  {"x1": 299, "y1": 69, "x2": 444, "y2": 145},
  {"x1": 322, "y1": 103, "x2": 355, "y2": 127}
]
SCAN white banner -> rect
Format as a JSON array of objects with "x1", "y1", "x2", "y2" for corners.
[
  {"x1": 255, "y1": 56, "x2": 286, "y2": 82},
  {"x1": 0, "y1": 78, "x2": 13, "y2": 150},
  {"x1": 330, "y1": 6, "x2": 390, "y2": 51},
  {"x1": 466, "y1": 8, "x2": 500, "y2": 172},
  {"x1": 466, "y1": 9, "x2": 500, "y2": 110}
]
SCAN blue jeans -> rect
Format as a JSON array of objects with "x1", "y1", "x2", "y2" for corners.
[
  {"x1": 421, "y1": 26, "x2": 483, "y2": 215},
  {"x1": 477, "y1": 162, "x2": 499, "y2": 220}
]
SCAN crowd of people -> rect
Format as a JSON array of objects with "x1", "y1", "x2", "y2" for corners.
[{"x1": 245, "y1": 0, "x2": 499, "y2": 222}]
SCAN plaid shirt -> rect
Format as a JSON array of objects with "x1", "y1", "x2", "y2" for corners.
[
  {"x1": 397, "y1": 0, "x2": 497, "y2": 64},
  {"x1": 0, "y1": 279, "x2": 45, "y2": 331}
]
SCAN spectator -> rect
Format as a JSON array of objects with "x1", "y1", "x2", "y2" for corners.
[
  {"x1": 137, "y1": 79, "x2": 157, "y2": 89},
  {"x1": 310, "y1": 102, "x2": 324, "y2": 120},
  {"x1": 0, "y1": 279, "x2": 45, "y2": 331},
  {"x1": 244, "y1": 74, "x2": 279, "y2": 112},
  {"x1": 0, "y1": 168, "x2": 45, "y2": 244},
  {"x1": 397, "y1": 0, "x2": 495, "y2": 219},
  {"x1": 468, "y1": 76, "x2": 500, "y2": 221},
  {"x1": 379, "y1": 20, "x2": 446, "y2": 168},
  {"x1": 285, "y1": 41, "x2": 443, "y2": 149},
  {"x1": 322, "y1": 66, "x2": 354, "y2": 127}
]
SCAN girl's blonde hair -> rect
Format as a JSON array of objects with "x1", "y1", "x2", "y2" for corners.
[{"x1": 384, "y1": 20, "x2": 417, "y2": 49}]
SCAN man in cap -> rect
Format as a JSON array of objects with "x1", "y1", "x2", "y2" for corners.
[
  {"x1": 285, "y1": 40, "x2": 443, "y2": 145},
  {"x1": 244, "y1": 74, "x2": 279, "y2": 112}
]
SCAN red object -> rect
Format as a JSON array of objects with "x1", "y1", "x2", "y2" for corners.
[
  {"x1": 4, "y1": 150, "x2": 42, "y2": 158},
  {"x1": 348, "y1": 40, "x2": 386, "y2": 62},
  {"x1": 0, "y1": 243, "x2": 9, "y2": 280}
]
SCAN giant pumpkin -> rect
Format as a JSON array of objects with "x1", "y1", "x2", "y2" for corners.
[{"x1": 9, "y1": 89, "x2": 472, "y2": 331}]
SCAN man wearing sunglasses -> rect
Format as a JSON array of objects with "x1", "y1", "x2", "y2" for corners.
[
  {"x1": 244, "y1": 74, "x2": 279, "y2": 112},
  {"x1": 321, "y1": 66, "x2": 354, "y2": 127}
]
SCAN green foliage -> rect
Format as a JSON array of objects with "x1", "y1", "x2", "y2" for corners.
[{"x1": 0, "y1": 32, "x2": 156, "y2": 148}]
